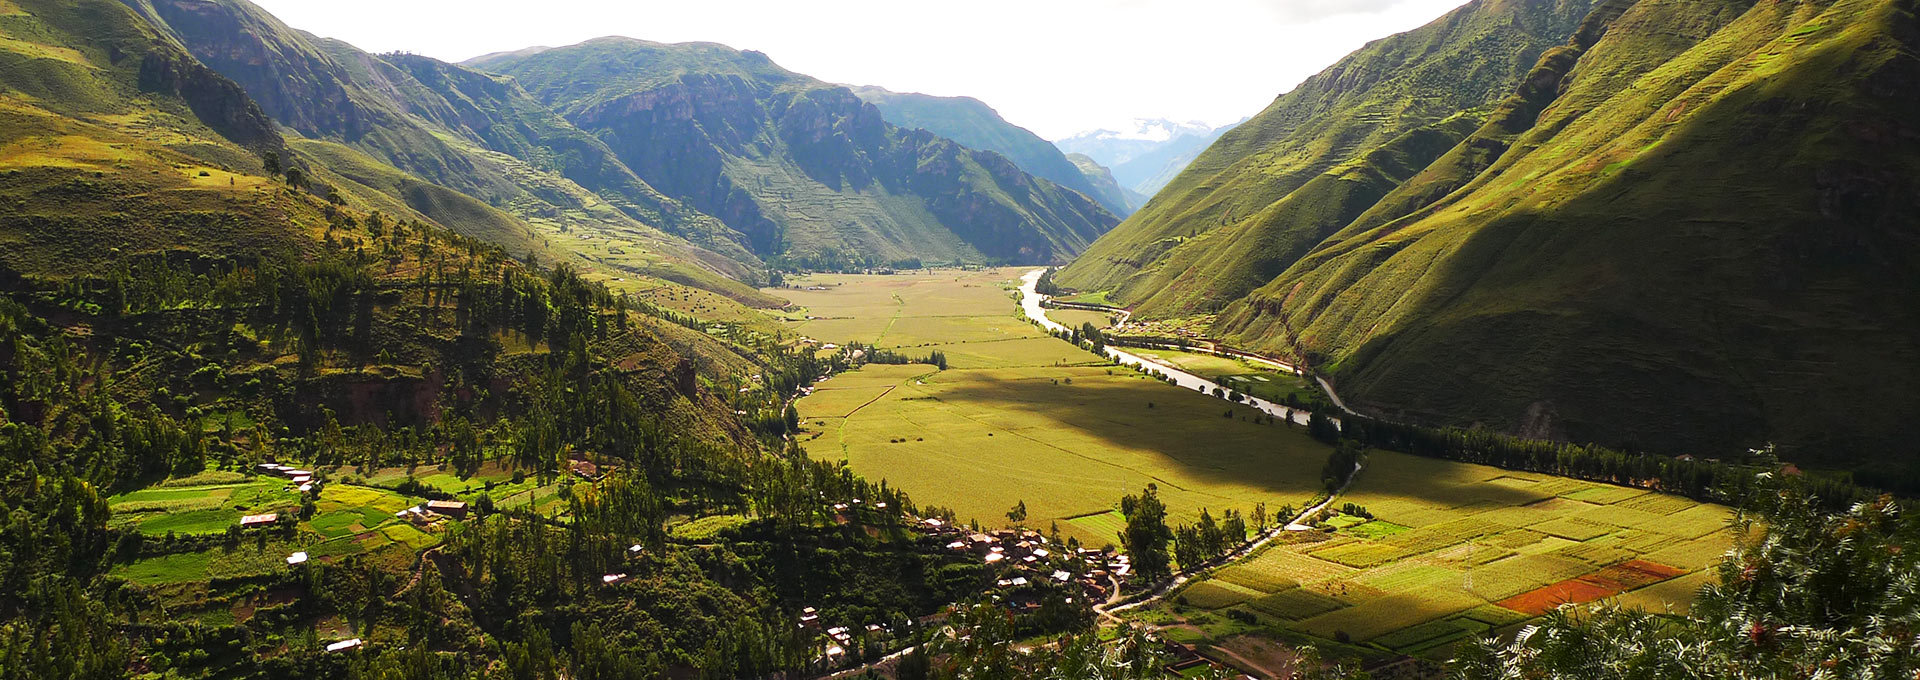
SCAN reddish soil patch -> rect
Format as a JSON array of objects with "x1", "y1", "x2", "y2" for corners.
[{"x1": 1498, "y1": 560, "x2": 1688, "y2": 615}]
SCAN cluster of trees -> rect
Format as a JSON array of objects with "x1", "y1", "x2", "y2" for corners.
[
  {"x1": 1119, "y1": 486, "x2": 1173, "y2": 583},
  {"x1": 1172, "y1": 508, "x2": 1249, "y2": 569},
  {"x1": 1320, "y1": 440, "x2": 1364, "y2": 492},
  {"x1": 859, "y1": 344, "x2": 949, "y2": 370},
  {"x1": 1325, "y1": 413, "x2": 1872, "y2": 511},
  {"x1": 1033, "y1": 269, "x2": 1061, "y2": 296}
]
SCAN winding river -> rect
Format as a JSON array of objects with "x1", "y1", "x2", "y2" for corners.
[{"x1": 1018, "y1": 268, "x2": 1335, "y2": 427}]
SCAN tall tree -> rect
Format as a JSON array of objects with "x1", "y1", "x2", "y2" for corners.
[{"x1": 1119, "y1": 486, "x2": 1172, "y2": 582}]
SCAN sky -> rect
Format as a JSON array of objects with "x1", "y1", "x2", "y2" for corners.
[{"x1": 252, "y1": 0, "x2": 1471, "y2": 140}]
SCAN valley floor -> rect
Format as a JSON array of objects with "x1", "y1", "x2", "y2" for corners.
[{"x1": 783, "y1": 267, "x2": 1735, "y2": 672}]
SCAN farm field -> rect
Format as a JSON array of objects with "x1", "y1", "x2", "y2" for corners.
[
  {"x1": 783, "y1": 269, "x2": 1331, "y2": 545},
  {"x1": 1130, "y1": 347, "x2": 1321, "y2": 407},
  {"x1": 1147, "y1": 450, "x2": 1735, "y2": 658},
  {"x1": 1049, "y1": 308, "x2": 1120, "y2": 330},
  {"x1": 775, "y1": 268, "x2": 1107, "y2": 369},
  {"x1": 103, "y1": 461, "x2": 578, "y2": 586}
]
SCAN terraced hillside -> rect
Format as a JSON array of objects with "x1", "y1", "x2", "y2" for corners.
[
  {"x1": 1062, "y1": 0, "x2": 1920, "y2": 482},
  {"x1": 479, "y1": 38, "x2": 1119, "y2": 269}
]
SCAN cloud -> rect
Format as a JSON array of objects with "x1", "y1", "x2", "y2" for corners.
[
  {"x1": 1252, "y1": 0, "x2": 1415, "y2": 21},
  {"x1": 250, "y1": 0, "x2": 1470, "y2": 139}
]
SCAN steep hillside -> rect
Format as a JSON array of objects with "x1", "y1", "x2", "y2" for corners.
[
  {"x1": 1066, "y1": 152, "x2": 1146, "y2": 212},
  {"x1": 482, "y1": 38, "x2": 1119, "y2": 268},
  {"x1": 117, "y1": 0, "x2": 780, "y2": 306},
  {"x1": 1219, "y1": 0, "x2": 1920, "y2": 480},
  {"x1": 850, "y1": 86, "x2": 1133, "y2": 216},
  {"x1": 1057, "y1": 0, "x2": 1596, "y2": 315}
]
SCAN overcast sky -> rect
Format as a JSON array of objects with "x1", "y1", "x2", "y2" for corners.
[{"x1": 252, "y1": 0, "x2": 1469, "y2": 140}]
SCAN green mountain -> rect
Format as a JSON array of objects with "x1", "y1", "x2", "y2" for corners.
[
  {"x1": 1063, "y1": 0, "x2": 1920, "y2": 480},
  {"x1": 119, "y1": 0, "x2": 781, "y2": 307},
  {"x1": 1065, "y1": 152, "x2": 1147, "y2": 212},
  {"x1": 1058, "y1": 0, "x2": 1598, "y2": 315},
  {"x1": 850, "y1": 86, "x2": 1135, "y2": 216},
  {"x1": 477, "y1": 38, "x2": 1119, "y2": 268}
]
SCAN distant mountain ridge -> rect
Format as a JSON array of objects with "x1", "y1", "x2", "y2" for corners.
[
  {"x1": 849, "y1": 86, "x2": 1135, "y2": 216},
  {"x1": 121, "y1": 0, "x2": 783, "y2": 306},
  {"x1": 1054, "y1": 118, "x2": 1241, "y2": 198},
  {"x1": 477, "y1": 38, "x2": 1119, "y2": 268},
  {"x1": 117, "y1": 0, "x2": 1116, "y2": 285}
]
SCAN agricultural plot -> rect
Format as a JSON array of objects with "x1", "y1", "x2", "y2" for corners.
[
  {"x1": 1150, "y1": 450, "x2": 1735, "y2": 654},
  {"x1": 1048, "y1": 308, "x2": 1120, "y2": 330},
  {"x1": 102, "y1": 464, "x2": 508, "y2": 586},
  {"x1": 774, "y1": 268, "x2": 1105, "y2": 370},
  {"x1": 801, "y1": 364, "x2": 1329, "y2": 545},
  {"x1": 1129, "y1": 347, "x2": 1321, "y2": 405},
  {"x1": 787, "y1": 269, "x2": 1335, "y2": 546},
  {"x1": 109, "y1": 480, "x2": 302, "y2": 536}
]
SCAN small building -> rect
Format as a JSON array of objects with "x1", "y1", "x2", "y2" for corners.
[
  {"x1": 602, "y1": 573, "x2": 628, "y2": 585},
  {"x1": 425, "y1": 500, "x2": 468, "y2": 519},
  {"x1": 286, "y1": 551, "x2": 309, "y2": 566},
  {"x1": 325, "y1": 638, "x2": 363, "y2": 653},
  {"x1": 570, "y1": 459, "x2": 601, "y2": 480},
  {"x1": 239, "y1": 513, "x2": 278, "y2": 529}
]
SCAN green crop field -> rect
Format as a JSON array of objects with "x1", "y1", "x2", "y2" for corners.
[
  {"x1": 786, "y1": 269, "x2": 1333, "y2": 545},
  {"x1": 1130, "y1": 347, "x2": 1322, "y2": 406},
  {"x1": 1140, "y1": 450, "x2": 1735, "y2": 654},
  {"x1": 1049, "y1": 308, "x2": 1120, "y2": 330}
]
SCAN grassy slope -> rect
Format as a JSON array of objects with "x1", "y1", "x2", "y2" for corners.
[
  {"x1": 1222, "y1": 0, "x2": 1920, "y2": 475},
  {"x1": 484, "y1": 37, "x2": 1119, "y2": 266},
  {"x1": 1056, "y1": 0, "x2": 1595, "y2": 316},
  {"x1": 850, "y1": 85, "x2": 1133, "y2": 216}
]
